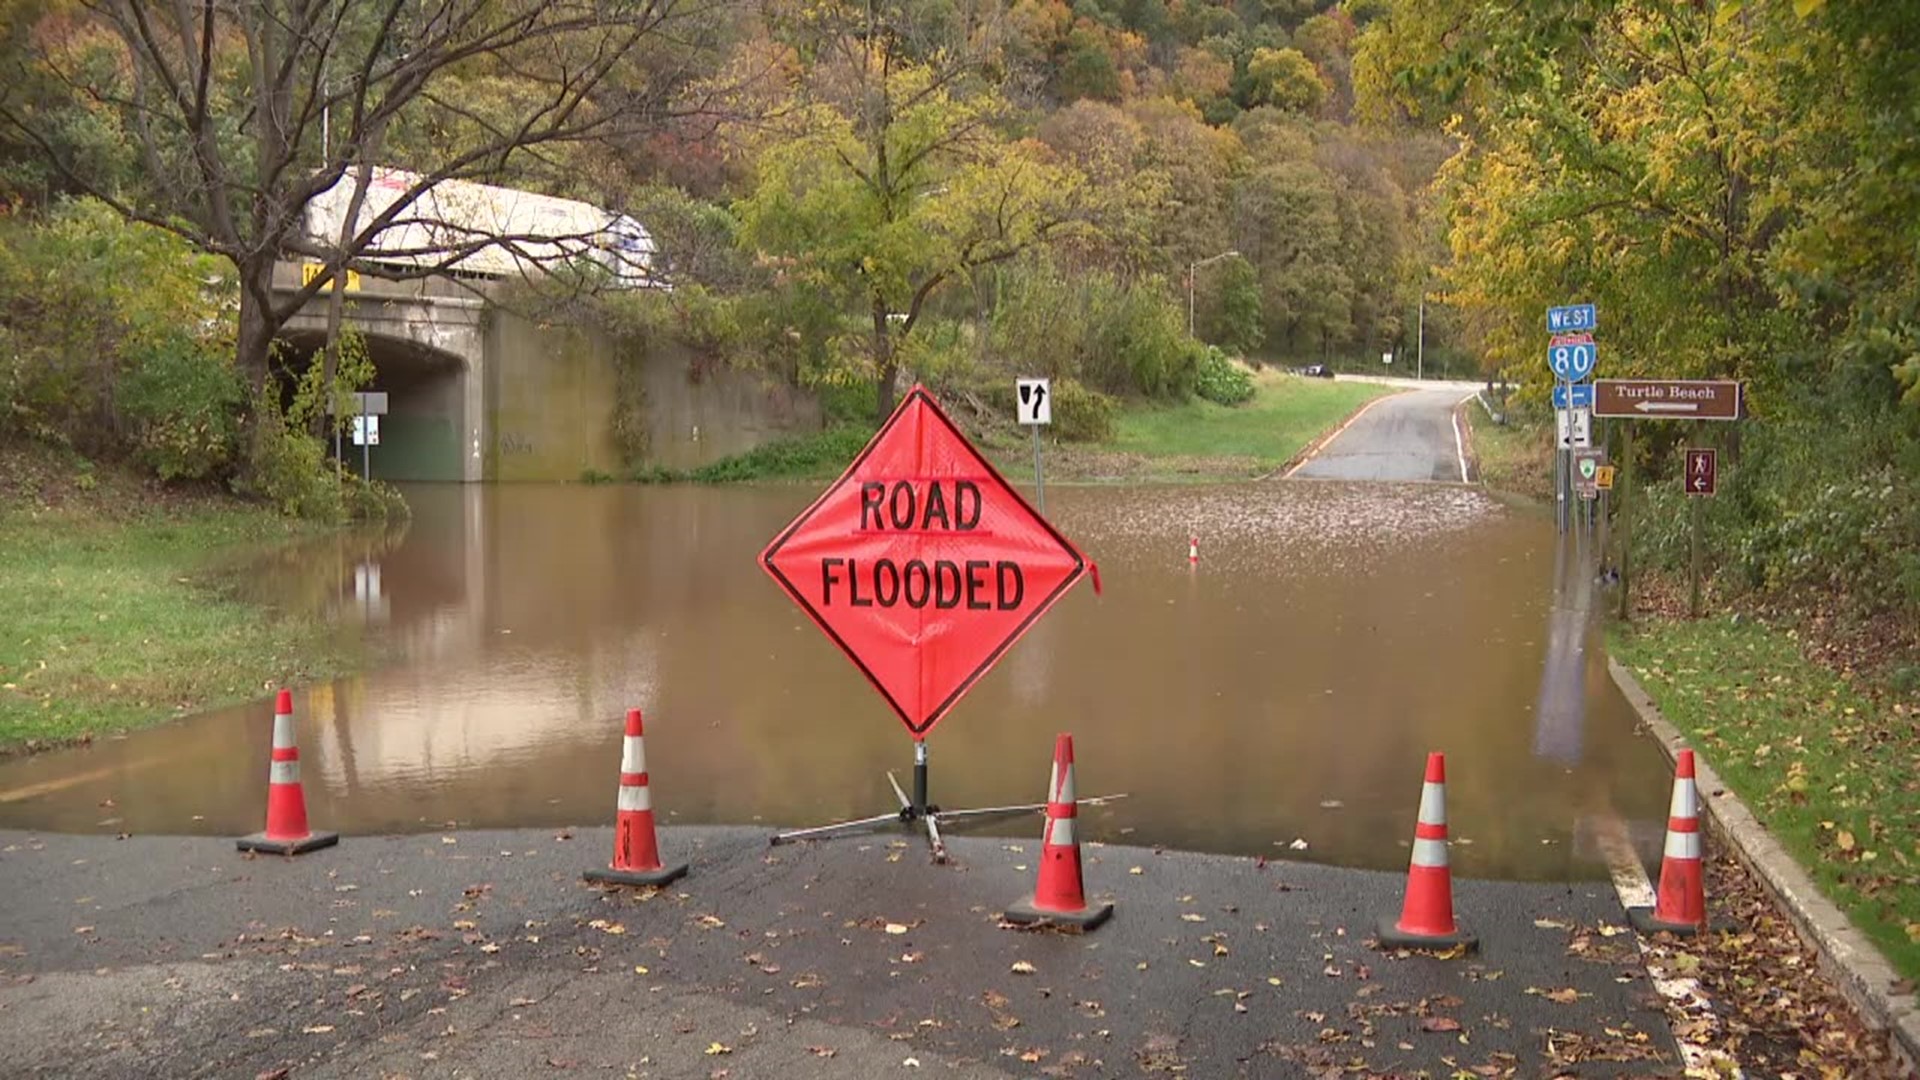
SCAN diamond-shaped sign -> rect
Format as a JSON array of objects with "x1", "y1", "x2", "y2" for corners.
[{"x1": 761, "y1": 386, "x2": 1088, "y2": 738}]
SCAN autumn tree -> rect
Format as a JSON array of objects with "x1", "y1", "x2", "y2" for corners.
[
  {"x1": 1, "y1": 0, "x2": 730, "y2": 465},
  {"x1": 736, "y1": 1, "x2": 1091, "y2": 420}
]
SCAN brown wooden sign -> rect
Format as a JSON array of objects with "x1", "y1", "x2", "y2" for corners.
[{"x1": 1593, "y1": 379, "x2": 1742, "y2": 420}]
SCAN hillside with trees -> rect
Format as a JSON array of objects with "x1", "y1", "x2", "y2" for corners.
[
  {"x1": 2, "y1": 0, "x2": 1456, "y2": 508},
  {"x1": 1355, "y1": 0, "x2": 1920, "y2": 631}
]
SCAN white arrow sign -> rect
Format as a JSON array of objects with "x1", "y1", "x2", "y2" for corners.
[{"x1": 1637, "y1": 401, "x2": 1699, "y2": 414}]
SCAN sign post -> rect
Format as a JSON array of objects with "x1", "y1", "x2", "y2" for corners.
[
  {"x1": 1594, "y1": 381, "x2": 1742, "y2": 617},
  {"x1": 1016, "y1": 378, "x2": 1051, "y2": 512},
  {"x1": 760, "y1": 386, "x2": 1114, "y2": 861},
  {"x1": 331, "y1": 391, "x2": 389, "y2": 481}
]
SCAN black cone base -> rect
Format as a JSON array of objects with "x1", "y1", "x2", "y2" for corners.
[
  {"x1": 236, "y1": 831, "x2": 340, "y2": 856},
  {"x1": 1627, "y1": 905, "x2": 1704, "y2": 937},
  {"x1": 1375, "y1": 915, "x2": 1477, "y2": 952},
  {"x1": 1004, "y1": 895, "x2": 1114, "y2": 932},
  {"x1": 584, "y1": 863, "x2": 689, "y2": 888}
]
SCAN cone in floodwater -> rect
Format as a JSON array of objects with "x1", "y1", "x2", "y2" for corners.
[
  {"x1": 1004, "y1": 733, "x2": 1112, "y2": 932},
  {"x1": 1376, "y1": 752, "x2": 1475, "y2": 951},
  {"x1": 584, "y1": 709, "x2": 688, "y2": 888},
  {"x1": 236, "y1": 689, "x2": 339, "y2": 856},
  {"x1": 1628, "y1": 750, "x2": 1705, "y2": 935}
]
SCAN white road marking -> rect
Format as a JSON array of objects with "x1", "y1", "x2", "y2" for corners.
[
  {"x1": 1451, "y1": 393, "x2": 1473, "y2": 484},
  {"x1": 1591, "y1": 812, "x2": 1745, "y2": 1079}
]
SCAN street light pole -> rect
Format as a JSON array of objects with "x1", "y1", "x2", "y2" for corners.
[
  {"x1": 1417, "y1": 294, "x2": 1424, "y2": 382},
  {"x1": 1187, "y1": 249, "x2": 1240, "y2": 338}
]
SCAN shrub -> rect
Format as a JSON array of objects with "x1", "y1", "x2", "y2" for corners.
[
  {"x1": 120, "y1": 336, "x2": 244, "y2": 480},
  {"x1": 1193, "y1": 346, "x2": 1255, "y2": 405},
  {"x1": 1050, "y1": 377, "x2": 1117, "y2": 441}
]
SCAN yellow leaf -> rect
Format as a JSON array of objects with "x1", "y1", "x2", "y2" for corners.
[
  {"x1": 705, "y1": 1042, "x2": 731, "y2": 1055},
  {"x1": 1836, "y1": 830, "x2": 1856, "y2": 853}
]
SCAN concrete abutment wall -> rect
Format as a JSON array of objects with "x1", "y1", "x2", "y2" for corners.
[{"x1": 272, "y1": 262, "x2": 819, "y2": 482}]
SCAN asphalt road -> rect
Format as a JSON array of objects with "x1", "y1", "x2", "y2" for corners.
[
  {"x1": 0, "y1": 826, "x2": 1682, "y2": 1078},
  {"x1": 1289, "y1": 385, "x2": 1477, "y2": 483}
]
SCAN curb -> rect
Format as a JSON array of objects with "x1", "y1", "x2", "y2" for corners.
[{"x1": 1609, "y1": 656, "x2": 1920, "y2": 1074}]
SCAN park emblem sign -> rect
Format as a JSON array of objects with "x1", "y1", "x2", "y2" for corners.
[{"x1": 761, "y1": 386, "x2": 1089, "y2": 738}]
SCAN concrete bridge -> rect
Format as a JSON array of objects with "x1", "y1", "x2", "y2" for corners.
[{"x1": 272, "y1": 261, "x2": 819, "y2": 482}]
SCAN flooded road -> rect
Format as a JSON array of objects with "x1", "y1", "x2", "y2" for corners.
[{"x1": 0, "y1": 481, "x2": 1671, "y2": 879}]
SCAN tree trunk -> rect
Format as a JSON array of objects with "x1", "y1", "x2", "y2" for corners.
[
  {"x1": 235, "y1": 256, "x2": 283, "y2": 479},
  {"x1": 872, "y1": 298, "x2": 898, "y2": 422},
  {"x1": 236, "y1": 257, "x2": 280, "y2": 396}
]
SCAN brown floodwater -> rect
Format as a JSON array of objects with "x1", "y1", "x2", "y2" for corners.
[{"x1": 0, "y1": 481, "x2": 1672, "y2": 879}]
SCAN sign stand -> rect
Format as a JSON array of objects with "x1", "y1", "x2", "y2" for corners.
[
  {"x1": 759, "y1": 385, "x2": 1119, "y2": 865},
  {"x1": 770, "y1": 738, "x2": 1120, "y2": 863}
]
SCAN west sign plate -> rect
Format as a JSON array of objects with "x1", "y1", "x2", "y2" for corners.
[{"x1": 760, "y1": 386, "x2": 1089, "y2": 737}]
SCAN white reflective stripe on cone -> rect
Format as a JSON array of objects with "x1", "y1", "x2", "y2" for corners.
[
  {"x1": 1417, "y1": 781, "x2": 1446, "y2": 826},
  {"x1": 1668, "y1": 778, "x2": 1697, "y2": 821},
  {"x1": 1047, "y1": 814, "x2": 1076, "y2": 848},
  {"x1": 1047, "y1": 761, "x2": 1061, "y2": 804},
  {"x1": 1057, "y1": 764, "x2": 1076, "y2": 805},
  {"x1": 269, "y1": 760, "x2": 300, "y2": 785},
  {"x1": 1664, "y1": 828, "x2": 1701, "y2": 861},
  {"x1": 617, "y1": 782, "x2": 652, "y2": 813},
  {"x1": 272, "y1": 713, "x2": 296, "y2": 749},
  {"x1": 621, "y1": 736, "x2": 647, "y2": 775},
  {"x1": 1410, "y1": 837, "x2": 1449, "y2": 868}
]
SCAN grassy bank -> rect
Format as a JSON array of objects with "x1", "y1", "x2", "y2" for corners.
[
  {"x1": 1097, "y1": 368, "x2": 1389, "y2": 478},
  {"x1": 621, "y1": 368, "x2": 1391, "y2": 485},
  {"x1": 1462, "y1": 401, "x2": 1554, "y2": 501},
  {"x1": 0, "y1": 447, "x2": 359, "y2": 754},
  {"x1": 1609, "y1": 615, "x2": 1920, "y2": 982}
]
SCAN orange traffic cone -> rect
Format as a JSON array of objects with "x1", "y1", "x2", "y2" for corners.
[
  {"x1": 584, "y1": 709, "x2": 687, "y2": 888},
  {"x1": 1005, "y1": 734, "x2": 1113, "y2": 931},
  {"x1": 1628, "y1": 750, "x2": 1705, "y2": 935},
  {"x1": 1376, "y1": 752, "x2": 1475, "y2": 951},
  {"x1": 236, "y1": 689, "x2": 339, "y2": 856},
  {"x1": 1188, "y1": 535, "x2": 1199, "y2": 564}
]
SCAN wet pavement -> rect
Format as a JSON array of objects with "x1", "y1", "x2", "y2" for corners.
[
  {"x1": 1288, "y1": 387, "x2": 1476, "y2": 484},
  {"x1": 0, "y1": 827, "x2": 1682, "y2": 1078}
]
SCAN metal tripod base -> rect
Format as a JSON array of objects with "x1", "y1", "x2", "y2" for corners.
[
  {"x1": 770, "y1": 742, "x2": 1126, "y2": 864},
  {"x1": 584, "y1": 863, "x2": 689, "y2": 889},
  {"x1": 770, "y1": 769, "x2": 1045, "y2": 864},
  {"x1": 237, "y1": 830, "x2": 339, "y2": 856}
]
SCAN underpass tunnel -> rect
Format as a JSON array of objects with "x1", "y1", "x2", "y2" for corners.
[{"x1": 281, "y1": 330, "x2": 470, "y2": 482}]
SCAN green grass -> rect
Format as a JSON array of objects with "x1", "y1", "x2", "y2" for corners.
[
  {"x1": 1108, "y1": 369, "x2": 1390, "y2": 470},
  {"x1": 1466, "y1": 406, "x2": 1554, "y2": 501},
  {"x1": 1610, "y1": 616, "x2": 1920, "y2": 982},
  {"x1": 0, "y1": 502, "x2": 359, "y2": 753},
  {"x1": 631, "y1": 425, "x2": 876, "y2": 484}
]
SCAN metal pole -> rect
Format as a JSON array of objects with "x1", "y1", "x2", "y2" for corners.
[
  {"x1": 1688, "y1": 421, "x2": 1703, "y2": 618},
  {"x1": 1416, "y1": 295, "x2": 1424, "y2": 382},
  {"x1": 912, "y1": 739, "x2": 929, "y2": 818},
  {"x1": 1618, "y1": 421, "x2": 1633, "y2": 621},
  {"x1": 1187, "y1": 263, "x2": 1196, "y2": 338},
  {"x1": 360, "y1": 405, "x2": 370, "y2": 481},
  {"x1": 1030, "y1": 423, "x2": 1046, "y2": 513}
]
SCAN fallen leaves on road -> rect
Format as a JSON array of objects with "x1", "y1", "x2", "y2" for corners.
[
  {"x1": 1010, "y1": 960, "x2": 1037, "y2": 975},
  {"x1": 703, "y1": 1042, "x2": 731, "y2": 1056},
  {"x1": 1419, "y1": 1016, "x2": 1461, "y2": 1033}
]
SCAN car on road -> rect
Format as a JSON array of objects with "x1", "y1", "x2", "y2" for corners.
[{"x1": 1302, "y1": 364, "x2": 1334, "y2": 379}]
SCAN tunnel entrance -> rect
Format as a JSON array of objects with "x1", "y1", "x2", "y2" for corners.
[{"x1": 280, "y1": 331, "x2": 469, "y2": 482}]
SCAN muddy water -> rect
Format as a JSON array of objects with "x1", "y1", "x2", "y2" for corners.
[{"x1": 0, "y1": 482, "x2": 1672, "y2": 879}]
